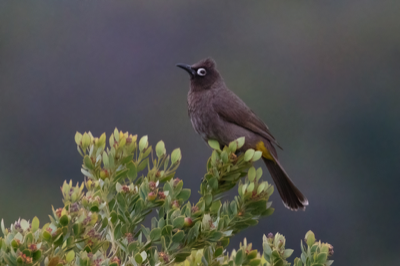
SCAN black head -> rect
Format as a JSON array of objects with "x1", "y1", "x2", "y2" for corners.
[{"x1": 176, "y1": 58, "x2": 222, "y2": 90}]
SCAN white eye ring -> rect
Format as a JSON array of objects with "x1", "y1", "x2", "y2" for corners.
[{"x1": 197, "y1": 68, "x2": 207, "y2": 76}]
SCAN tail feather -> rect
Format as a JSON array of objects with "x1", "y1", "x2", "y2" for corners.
[{"x1": 262, "y1": 157, "x2": 308, "y2": 211}]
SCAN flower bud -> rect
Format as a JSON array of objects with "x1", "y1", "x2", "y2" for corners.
[
  {"x1": 149, "y1": 181, "x2": 157, "y2": 190},
  {"x1": 158, "y1": 191, "x2": 166, "y2": 200},
  {"x1": 28, "y1": 244, "x2": 37, "y2": 251},
  {"x1": 111, "y1": 257, "x2": 121, "y2": 266},
  {"x1": 158, "y1": 252, "x2": 169, "y2": 263},
  {"x1": 171, "y1": 200, "x2": 180, "y2": 209},
  {"x1": 184, "y1": 217, "x2": 193, "y2": 227},
  {"x1": 100, "y1": 169, "x2": 109, "y2": 180},
  {"x1": 191, "y1": 205, "x2": 199, "y2": 213},
  {"x1": 55, "y1": 208, "x2": 63, "y2": 218},
  {"x1": 90, "y1": 213, "x2": 98, "y2": 225},
  {"x1": 328, "y1": 244, "x2": 334, "y2": 256},
  {"x1": 173, "y1": 178, "x2": 181, "y2": 187},
  {"x1": 122, "y1": 185, "x2": 130, "y2": 193},
  {"x1": 86, "y1": 179, "x2": 93, "y2": 190},
  {"x1": 125, "y1": 233, "x2": 134, "y2": 243},
  {"x1": 147, "y1": 192, "x2": 157, "y2": 201}
]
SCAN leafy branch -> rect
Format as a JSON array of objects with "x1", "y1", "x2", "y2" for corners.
[{"x1": 0, "y1": 129, "x2": 333, "y2": 266}]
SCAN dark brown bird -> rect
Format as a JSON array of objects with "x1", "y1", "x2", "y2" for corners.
[{"x1": 176, "y1": 58, "x2": 308, "y2": 210}]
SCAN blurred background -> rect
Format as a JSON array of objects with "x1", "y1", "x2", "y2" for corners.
[{"x1": 1, "y1": 1, "x2": 399, "y2": 265}]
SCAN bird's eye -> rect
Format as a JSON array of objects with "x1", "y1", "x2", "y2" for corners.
[{"x1": 197, "y1": 68, "x2": 207, "y2": 76}]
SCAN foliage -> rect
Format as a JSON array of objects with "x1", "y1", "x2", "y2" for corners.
[{"x1": 0, "y1": 129, "x2": 333, "y2": 266}]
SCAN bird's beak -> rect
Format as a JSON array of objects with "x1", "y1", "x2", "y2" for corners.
[{"x1": 176, "y1": 63, "x2": 196, "y2": 78}]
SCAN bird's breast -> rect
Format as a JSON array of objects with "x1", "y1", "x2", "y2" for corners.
[{"x1": 188, "y1": 90, "x2": 218, "y2": 141}]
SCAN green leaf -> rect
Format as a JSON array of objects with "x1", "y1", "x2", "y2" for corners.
[
  {"x1": 108, "y1": 152, "x2": 115, "y2": 169},
  {"x1": 102, "y1": 152, "x2": 109, "y2": 169},
  {"x1": 135, "y1": 253, "x2": 143, "y2": 264},
  {"x1": 140, "y1": 251, "x2": 148, "y2": 262},
  {"x1": 283, "y1": 249, "x2": 294, "y2": 259},
  {"x1": 248, "y1": 167, "x2": 256, "y2": 181},
  {"x1": 175, "y1": 180, "x2": 183, "y2": 194},
  {"x1": 210, "y1": 200, "x2": 221, "y2": 213},
  {"x1": 126, "y1": 162, "x2": 137, "y2": 179},
  {"x1": 252, "y1": 151, "x2": 262, "y2": 161},
  {"x1": 177, "y1": 189, "x2": 191, "y2": 201},
  {"x1": 171, "y1": 148, "x2": 182, "y2": 164},
  {"x1": 20, "y1": 219, "x2": 29, "y2": 231},
  {"x1": 83, "y1": 155, "x2": 94, "y2": 170},
  {"x1": 237, "y1": 137, "x2": 245, "y2": 149},
  {"x1": 1, "y1": 219, "x2": 5, "y2": 235},
  {"x1": 22, "y1": 249, "x2": 31, "y2": 257},
  {"x1": 175, "y1": 252, "x2": 191, "y2": 263},
  {"x1": 266, "y1": 185, "x2": 274, "y2": 196},
  {"x1": 114, "y1": 128, "x2": 120, "y2": 141},
  {"x1": 204, "y1": 194, "x2": 212, "y2": 208},
  {"x1": 114, "y1": 169, "x2": 128, "y2": 183},
  {"x1": 101, "y1": 217, "x2": 108, "y2": 229},
  {"x1": 208, "y1": 139, "x2": 221, "y2": 150},
  {"x1": 249, "y1": 259, "x2": 261, "y2": 266},
  {"x1": 209, "y1": 231, "x2": 223, "y2": 242},
  {"x1": 162, "y1": 225, "x2": 172, "y2": 236},
  {"x1": 209, "y1": 177, "x2": 218, "y2": 190},
  {"x1": 256, "y1": 167, "x2": 263, "y2": 181},
  {"x1": 257, "y1": 183, "x2": 266, "y2": 194},
  {"x1": 245, "y1": 183, "x2": 254, "y2": 195},
  {"x1": 229, "y1": 201, "x2": 238, "y2": 215},
  {"x1": 43, "y1": 231, "x2": 51, "y2": 241},
  {"x1": 172, "y1": 230, "x2": 185, "y2": 242},
  {"x1": 110, "y1": 211, "x2": 118, "y2": 224},
  {"x1": 150, "y1": 228, "x2": 161, "y2": 241},
  {"x1": 244, "y1": 149, "x2": 255, "y2": 162},
  {"x1": 109, "y1": 134, "x2": 115, "y2": 148},
  {"x1": 163, "y1": 182, "x2": 173, "y2": 193},
  {"x1": 262, "y1": 208, "x2": 275, "y2": 216},
  {"x1": 117, "y1": 193, "x2": 126, "y2": 211},
  {"x1": 305, "y1": 230, "x2": 315, "y2": 246},
  {"x1": 114, "y1": 224, "x2": 122, "y2": 240},
  {"x1": 235, "y1": 249, "x2": 244, "y2": 265},
  {"x1": 229, "y1": 141, "x2": 237, "y2": 152},
  {"x1": 25, "y1": 232, "x2": 33, "y2": 245},
  {"x1": 31, "y1": 216, "x2": 40, "y2": 233},
  {"x1": 215, "y1": 246, "x2": 224, "y2": 257},
  {"x1": 128, "y1": 242, "x2": 139, "y2": 253},
  {"x1": 221, "y1": 151, "x2": 229, "y2": 163},
  {"x1": 82, "y1": 132, "x2": 91, "y2": 148},
  {"x1": 139, "y1": 135, "x2": 148, "y2": 151},
  {"x1": 316, "y1": 253, "x2": 328, "y2": 263},
  {"x1": 72, "y1": 223, "x2": 81, "y2": 236},
  {"x1": 156, "y1": 141, "x2": 166, "y2": 158},
  {"x1": 32, "y1": 250, "x2": 42, "y2": 261},
  {"x1": 294, "y1": 258, "x2": 303, "y2": 266},
  {"x1": 60, "y1": 215, "x2": 69, "y2": 226},
  {"x1": 138, "y1": 158, "x2": 149, "y2": 172},
  {"x1": 66, "y1": 250, "x2": 75, "y2": 263},
  {"x1": 173, "y1": 216, "x2": 185, "y2": 229},
  {"x1": 75, "y1": 132, "x2": 82, "y2": 145}
]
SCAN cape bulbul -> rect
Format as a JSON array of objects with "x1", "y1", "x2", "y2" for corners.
[{"x1": 177, "y1": 58, "x2": 308, "y2": 210}]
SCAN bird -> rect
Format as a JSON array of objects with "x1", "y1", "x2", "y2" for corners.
[{"x1": 176, "y1": 57, "x2": 308, "y2": 210}]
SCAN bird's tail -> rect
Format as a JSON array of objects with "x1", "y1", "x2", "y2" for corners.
[{"x1": 262, "y1": 157, "x2": 308, "y2": 210}]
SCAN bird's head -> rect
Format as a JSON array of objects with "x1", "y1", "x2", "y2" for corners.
[{"x1": 176, "y1": 58, "x2": 222, "y2": 90}]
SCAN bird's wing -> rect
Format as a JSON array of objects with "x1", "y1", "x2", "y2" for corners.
[{"x1": 213, "y1": 89, "x2": 282, "y2": 149}]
